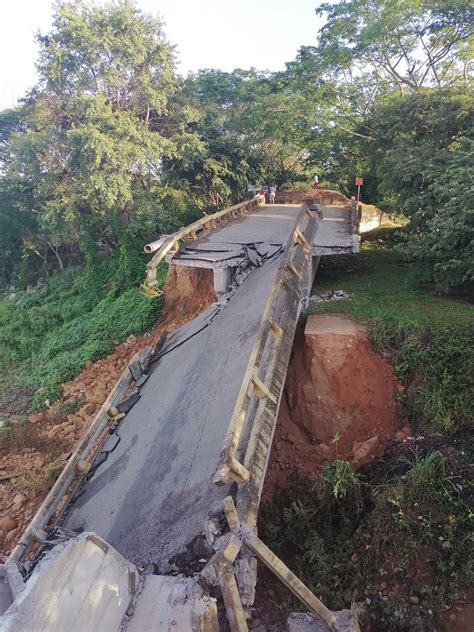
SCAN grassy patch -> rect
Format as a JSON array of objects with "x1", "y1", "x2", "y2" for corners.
[
  {"x1": 260, "y1": 464, "x2": 364, "y2": 609},
  {"x1": 0, "y1": 258, "x2": 167, "y2": 410},
  {"x1": 309, "y1": 237, "x2": 474, "y2": 435}
]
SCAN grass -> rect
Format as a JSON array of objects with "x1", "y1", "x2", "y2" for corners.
[
  {"x1": 308, "y1": 233, "x2": 474, "y2": 435},
  {"x1": 261, "y1": 441, "x2": 473, "y2": 630},
  {"x1": 260, "y1": 465, "x2": 363, "y2": 607},
  {"x1": 0, "y1": 257, "x2": 167, "y2": 411}
]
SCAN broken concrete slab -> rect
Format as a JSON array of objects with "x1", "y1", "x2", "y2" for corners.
[
  {"x1": 312, "y1": 205, "x2": 356, "y2": 255},
  {"x1": 128, "y1": 359, "x2": 143, "y2": 381},
  {"x1": 1, "y1": 533, "x2": 137, "y2": 632},
  {"x1": 0, "y1": 564, "x2": 21, "y2": 616},
  {"x1": 125, "y1": 574, "x2": 218, "y2": 632},
  {"x1": 117, "y1": 391, "x2": 141, "y2": 414}
]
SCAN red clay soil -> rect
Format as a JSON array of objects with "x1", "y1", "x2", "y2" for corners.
[
  {"x1": 0, "y1": 265, "x2": 216, "y2": 558},
  {"x1": 160, "y1": 264, "x2": 216, "y2": 326},
  {"x1": 275, "y1": 189, "x2": 350, "y2": 206},
  {"x1": 439, "y1": 595, "x2": 474, "y2": 632},
  {"x1": 263, "y1": 314, "x2": 405, "y2": 499}
]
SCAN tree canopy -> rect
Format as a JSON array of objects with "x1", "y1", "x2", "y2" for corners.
[{"x1": 0, "y1": 0, "x2": 473, "y2": 291}]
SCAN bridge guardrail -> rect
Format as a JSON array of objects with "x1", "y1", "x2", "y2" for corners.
[
  {"x1": 213, "y1": 202, "x2": 317, "y2": 490},
  {"x1": 9, "y1": 347, "x2": 153, "y2": 563},
  {"x1": 206, "y1": 203, "x2": 339, "y2": 630},
  {"x1": 142, "y1": 195, "x2": 264, "y2": 295}
]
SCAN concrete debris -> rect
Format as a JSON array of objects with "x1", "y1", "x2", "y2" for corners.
[
  {"x1": 134, "y1": 374, "x2": 150, "y2": 388},
  {"x1": 309, "y1": 289, "x2": 352, "y2": 303},
  {"x1": 203, "y1": 517, "x2": 221, "y2": 546},
  {"x1": 287, "y1": 610, "x2": 359, "y2": 632},
  {"x1": 167, "y1": 534, "x2": 216, "y2": 576},
  {"x1": 0, "y1": 561, "x2": 24, "y2": 615},
  {"x1": 117, "y1": 391, "x2": 141, "y2": 414},
  {"x1": 1, "y1": 533, "x2": 137, "y2": 632},
  {"x1": 125, "y1": 574, "x2": 218, "y2": 632},
  {"x1": 128, "y1": 359, "x2": 143, "y2": 381},
  {"x1": 235, "y1": 550, "x2": 257, "y2": 606}
]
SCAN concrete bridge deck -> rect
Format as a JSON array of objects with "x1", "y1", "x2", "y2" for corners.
[
  {"x1": 2, "y1": 200, "x2": 359, "y2": 631},
  {"x1": 63, "y1": 205, "x2": 302, "y2": 568},
  {"x1": 313, "y1": 205, "x2": 358, "y2": 254},
  {"x1": 62, "y1": 203, "x2": 356, "y2": 570}
]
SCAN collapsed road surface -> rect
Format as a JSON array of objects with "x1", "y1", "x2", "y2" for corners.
[
  {"x1": 2, "y1": 198, "x2": 361, "y2": 631},
  {"x1": 62, "y1": 205, "x2": 305, "y2": 570}
]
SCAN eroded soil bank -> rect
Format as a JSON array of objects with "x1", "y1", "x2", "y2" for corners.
[
  {"x1": 264, "y1": 314, "x2": 404, "y2": 499},
  {"x1": 257, "y1": 313, "x2": 471, "y2": 632},
  {"x1": 160, "y1": 264, "x2": 216, "y2": 325}
]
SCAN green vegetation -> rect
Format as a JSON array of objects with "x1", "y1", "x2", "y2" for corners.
[
  {"x1": 261, "y1": 442, "x2": 472, "y2": 630},
  {"x1": 0, "y1": 257, "x2": 167, "y2": 411},
  {"x1": 1, "y1": 0, "x2": 472, "y2": 291},
  {"x1": 360, "y1": 90, "x2": 474, "y2": 291},
  {"x1": 261, "y1": 465, "x2": 363, "y2": 606},
  {"x1": 309, "y1": 233, "x2": 474, "y2": 436}
]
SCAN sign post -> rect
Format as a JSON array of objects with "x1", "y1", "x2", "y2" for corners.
[{"x1": 355, "y1": 177, "x2": 363, "y2": 202}]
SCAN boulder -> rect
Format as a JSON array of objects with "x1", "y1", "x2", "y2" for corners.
[
  {"x1": 28, "y1": 413, "x2": 45, "y2": 425},
  {"x1": 0, "y1": 516, "x2": 18, "y2": 533}
]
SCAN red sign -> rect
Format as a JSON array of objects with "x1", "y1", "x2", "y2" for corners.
[{"x1": 355, "y1": 177, "x2": 364, "y2": 186}]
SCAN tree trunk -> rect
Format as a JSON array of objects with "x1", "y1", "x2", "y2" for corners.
[{"x1": 45, "y1": 240, "x2": 64, "y2": 270}]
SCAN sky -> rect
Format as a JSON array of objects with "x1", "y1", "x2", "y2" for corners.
[{"x1": 0, "y1": 0, "x2": 324, "y2": 110}]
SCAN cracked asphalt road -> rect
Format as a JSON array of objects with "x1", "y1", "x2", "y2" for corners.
[{"x1": 63, "y1": 205, "x2": 301, "y2": 568}]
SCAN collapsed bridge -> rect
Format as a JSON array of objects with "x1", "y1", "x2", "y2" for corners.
[{"x1": 2, "y1": 193, "x2": 361, "y2": 631}]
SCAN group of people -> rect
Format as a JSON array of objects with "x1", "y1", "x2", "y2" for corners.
[{"x1": 259, "y1": 184, "x2": 276, "y2": 204}]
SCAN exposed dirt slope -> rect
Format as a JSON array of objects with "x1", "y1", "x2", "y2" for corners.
[
  {"x1": 264, "y1": 314, "x2": 404, "y2": 497},
  {"x1": 161, "y1": 265, "x2": 216, "y2": 325}
]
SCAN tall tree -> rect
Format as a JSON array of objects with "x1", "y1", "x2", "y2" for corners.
[
  {"x1": 1, "y1": 0, "x2": 179, "y2": 279},
  {"x1": 361, "y1": 88, "x2": 474, "y2": 290}
]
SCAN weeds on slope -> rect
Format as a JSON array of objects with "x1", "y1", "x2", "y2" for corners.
[
  {"x1": 261, "y1": 441, "x2": 473, "y2": 630},
  {"x1": 0, "y1": 257, "x2": 167, "y2": 410}
]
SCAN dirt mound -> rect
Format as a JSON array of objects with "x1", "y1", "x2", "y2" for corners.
[
  {"x1": 0, "y1": 264, "x2": 217, "y2": 557},
  {"x1": 275, "y1": 189, "x2": 350, "y2": 206},
  {"x1": 264, "y1": 314, "x2": 403, "y2": 496},
  {"x1": 161, "y1": 264, "x2": 216, "y2": 325}
]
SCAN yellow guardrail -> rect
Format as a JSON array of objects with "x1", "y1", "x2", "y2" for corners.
[{"x1": 202, "y1": 203, "x2": 342, "y2": 631}]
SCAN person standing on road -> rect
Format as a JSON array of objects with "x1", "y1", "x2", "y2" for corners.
[
  {"x1": 269, "y1": 185, "x2": 276, "y2": 204},
  {"x1": 312, "y1": 175, "x2": 319, "y2": 191}
]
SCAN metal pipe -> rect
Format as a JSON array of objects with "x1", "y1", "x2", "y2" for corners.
[{"x1": 144, "y1": 236, "x2": 167, "y2": 254}]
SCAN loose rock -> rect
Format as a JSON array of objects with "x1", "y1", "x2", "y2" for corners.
[{"x1": 0, "y1": 516, "x2": 18, "y2": 532}]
